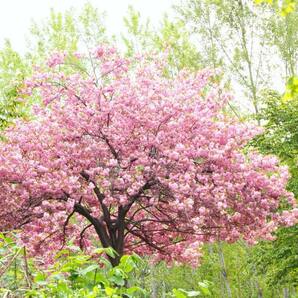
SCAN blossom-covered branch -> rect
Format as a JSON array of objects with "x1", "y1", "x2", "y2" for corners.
[{"x1": 0, "y1": 46, "x2": 296, "y2": 267}]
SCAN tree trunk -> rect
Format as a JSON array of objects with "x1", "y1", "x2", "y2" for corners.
[
  {"x1": 150, "y1": 264, "x2": 158, "y2": 298},
  {"x1": 283, "y1": 287, "x2": 290, "y2": 298},
  {"x1": 218, "y1": 242, "x2": 232, "y2": 298}
]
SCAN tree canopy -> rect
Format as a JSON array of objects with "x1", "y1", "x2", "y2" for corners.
[{"x1": 0, "y1": 46, "x2": 296, "y2": 267}]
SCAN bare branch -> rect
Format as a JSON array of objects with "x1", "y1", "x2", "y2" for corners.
[{"x1": 79, "y1": 224, "x2": 93, "y2": 250}]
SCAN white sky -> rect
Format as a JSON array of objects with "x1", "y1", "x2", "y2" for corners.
[{"x1": 0, "y1": 0, "x2": 175, "y2": 53}]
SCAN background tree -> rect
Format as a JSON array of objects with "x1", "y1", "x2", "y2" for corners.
[
  {"x1": 263, "y1": 10, "x2": 298, "y2": 78},
  {"x1": 176, "y1": 0, "x2": 274, "y2": 119},
  {"x1": 27, "y1": 3, "x2": 108, "y2": 63},
  {"x1": 0, "y1": 40, "x2": 30, "y2": 129},
  {"x1": 252, "y1": 89, "x2": 298, "y2": 296},
  {"x1": 122, "y1": 6, "x2": 202, "y2": 73},
  {"x1": 255, "y1": 0, "x2": 297, "y2": 16}
]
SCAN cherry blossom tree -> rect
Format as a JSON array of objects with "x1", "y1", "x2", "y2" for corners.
[{"x1": 0, "y1": 46, "x2": 296, "y2": 267}]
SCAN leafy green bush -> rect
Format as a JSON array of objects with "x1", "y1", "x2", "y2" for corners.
[
  {"x1": 23, "y1": 248, "x2": 146, "y2": 297},
  {"x1": 0, "y1": 234, "x2": 211, "y2": 297}
]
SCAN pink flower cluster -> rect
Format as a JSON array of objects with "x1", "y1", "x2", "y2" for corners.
[
  {"x1": 0, "y1": 46, "x2": 296, "y2": 266},
  {"x1": 46, "y1": 51, "x2": 67, "y2": 68}
]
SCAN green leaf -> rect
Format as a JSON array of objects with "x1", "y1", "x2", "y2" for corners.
[
  {"x1": 77, "y1": 264, "x2": 98, "y2": 276},
  {"x1": 34, "y1": 272, "x2": 46, "y2": 283},
  {"x1": 198, "y1": 281, "x2": 212, "y2": 296},
  {"x1": 126, "y1": 286, "x2": 144, "y2": 294},
  {"x1": 119, "y1": 255, "x2": 135, "y2": 273},
  {"x1": 109, "y1": 274, "x2": 125, "y2": 287},
  {"x1": 94, "y1": 247, "x2": 118, "y2": 258},
  {"x1": 186, "y1": 290, "x2": 202, "y2": 297},
  {"x1": 173, "y1": 288, "x2": 188, "y2": 298},
  {"x1": 106, "y1": 247, "x2": 118, "y2": 258},
  {"x1": 105, "y1": 287, "x2": 116, "y2": 296}
]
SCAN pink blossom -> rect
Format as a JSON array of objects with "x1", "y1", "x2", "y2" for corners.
[
  {"x1": 46, "y1": 52, "x2": 67, "y2": 68},
  {"x1": 0, "y1": 45, "x2": 296, "y2": 267}
]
